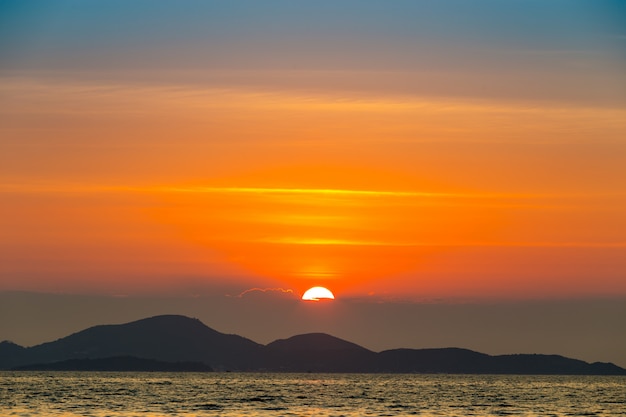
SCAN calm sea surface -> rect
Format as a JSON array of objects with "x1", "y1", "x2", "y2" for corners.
[{"x1": 1, "y1": 372, "x2": 625, "y2": 417}]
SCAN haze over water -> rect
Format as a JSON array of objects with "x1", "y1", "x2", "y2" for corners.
[{"x1": 2, "y1": 372, "x2": 625, "y2": 417}]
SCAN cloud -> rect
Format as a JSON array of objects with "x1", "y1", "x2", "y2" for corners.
[{"x1": 233, "y1": 287, "x2": 295, "y2": 299}]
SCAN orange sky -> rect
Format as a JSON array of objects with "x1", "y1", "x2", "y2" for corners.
[
  {"x1": 2, "y1": 80, "x2": 625, "y2": 299},
  {"x1": 1, "y1": 1, "x2": 625, "y2": 301}
]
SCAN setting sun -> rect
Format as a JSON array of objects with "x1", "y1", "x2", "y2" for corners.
[{"x1": 302, "y1": 287, "x2": 335, "y2": 301}]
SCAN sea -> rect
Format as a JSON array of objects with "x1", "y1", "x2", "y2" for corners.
[{"x1": 1, "y1": 372, "x2": 625, "y2": 417}]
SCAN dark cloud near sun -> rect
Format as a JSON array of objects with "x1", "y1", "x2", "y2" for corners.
[{"x1": 234, "y1": 288, "x2": 295, "y2": 299}]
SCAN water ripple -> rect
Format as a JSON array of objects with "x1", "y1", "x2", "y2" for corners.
[{"x1": 1, "y1": 372, "x2": 625, "y2": 417}]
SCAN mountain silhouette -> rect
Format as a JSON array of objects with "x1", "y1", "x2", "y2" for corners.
[
  {"x1": 0, "y1": 341, "x2": 27, "y2": 369},
  {"x1": 1, "y1": 315, "x2": 261, "y2": 371},
  {"x1": 264, "y1": 333, "x2": 376, "y2": 372},
  {"x1": 1, "y1": 315, "x2": 624, "y2": 375},
  {"x1": 14, "y1": 356, "x2": 213, "y2": 372},
  {"x1": 378, "y1": 347, "x2": 492, "y2": 373}
]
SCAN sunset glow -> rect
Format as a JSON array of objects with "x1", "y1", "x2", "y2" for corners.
[{"x1": 1, "y1": 1, "x2": 625, "y2": 301}]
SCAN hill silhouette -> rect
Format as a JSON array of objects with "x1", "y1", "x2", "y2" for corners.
[
  {"x1": 264, "y1": 333, "x2": 376, "y2": 372},
  {"x1": 1, "y1": 315, "x2": 624, "y2": 375},
  {"x1": 0, "y1": 341, "x2": 27, "y2": 369},
  {"x1": 1, "y1": 315, "x2": 261, "y2": 371},
  {"x1": 14, "y1": 356, "x2": 213, "y2": 372}
]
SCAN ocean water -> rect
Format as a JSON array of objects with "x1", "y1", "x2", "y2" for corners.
[{"x1": 1, "y1": 372, "x2": 625, "y2": 417}]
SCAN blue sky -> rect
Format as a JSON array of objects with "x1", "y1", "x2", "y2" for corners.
[
  {"x1": 2, "y1": 1, "x2": 624, "y2": 77},
  {"x1": 1, "y1": 0, "x2": 624, "y2": 110}
]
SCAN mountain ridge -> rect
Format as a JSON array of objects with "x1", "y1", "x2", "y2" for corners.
[
  {"x1": 1, "y1": 315, "x2": 624, "y2": 375},
  {"x1": 13, "y1": 355, "x2": 214, "y2": 372}
]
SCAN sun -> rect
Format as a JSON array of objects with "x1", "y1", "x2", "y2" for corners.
[{"x1": 301, "y1": 286, "x2": 335, "y2": 301}]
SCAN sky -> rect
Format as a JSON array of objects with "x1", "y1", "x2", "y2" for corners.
[{"x1": 1, "y1": 1, "x2": 626, "y2": 366}]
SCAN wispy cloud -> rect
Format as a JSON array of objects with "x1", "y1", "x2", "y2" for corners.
[
  {"x1": 255, "y1": 237, "x2": 626, "y2": 248},
  {"x1": 0, "y1": 183, "x2": 548, "y2": 200},
  {"x1": 233, "y1": 287, "x2": 295, "y2": 298}
]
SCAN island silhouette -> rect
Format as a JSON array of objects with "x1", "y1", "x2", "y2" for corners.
[{"x1": 1, "y1": 315, "x2": 624, "y2": 375}]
